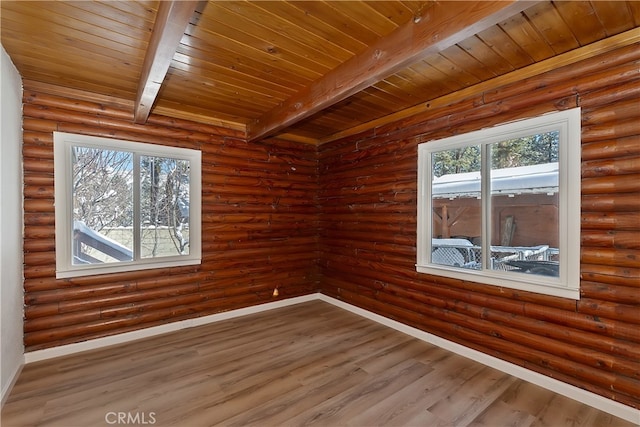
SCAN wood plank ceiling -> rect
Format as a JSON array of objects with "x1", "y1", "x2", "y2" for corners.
[{"x1": 2, "y1": 1, "x2": 639, "y2": 144}]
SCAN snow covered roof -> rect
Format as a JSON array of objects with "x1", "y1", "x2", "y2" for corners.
[{"x1": 432, "y1": 162, "x2": 558, "y2": 199}]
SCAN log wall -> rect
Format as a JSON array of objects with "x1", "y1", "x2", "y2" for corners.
[
  {"x1": 18, "y1": 43, "x2": 639, "y2": 411},
  {"x1": 21, "y1": 87, "x2": 320, "y2": 351},
  {"x1": 318, "y1": 43, "x2": 640, "y2": 409}
]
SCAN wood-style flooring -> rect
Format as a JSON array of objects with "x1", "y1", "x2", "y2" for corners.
[{"x1": 2, "y1": 300, "x2": 635, "y2": 427}]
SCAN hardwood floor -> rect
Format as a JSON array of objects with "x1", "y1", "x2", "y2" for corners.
[{"x1": 2, "y1": 300, "x2": 634, "y2": 427}]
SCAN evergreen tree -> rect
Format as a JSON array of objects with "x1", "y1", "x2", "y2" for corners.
[
  {"x1": 432, "y1": 145, "x2": 480, "y2": 177},
  {"x1": 433, "y1": 130, "x2": 559, "y2": 176}
]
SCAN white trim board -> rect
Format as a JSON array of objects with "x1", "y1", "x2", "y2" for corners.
[{"x1": 22, "y1": 292, "x2": 640, "y2": 424}]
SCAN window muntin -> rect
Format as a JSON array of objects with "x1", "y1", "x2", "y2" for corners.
[
  {"x1": 417, "y1": 109, "x2": 581, "y2": 299},
  {"x1": 54, "y1": 132, "x2": 201, "y2": 278}
]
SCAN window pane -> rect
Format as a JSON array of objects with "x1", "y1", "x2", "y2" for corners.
[
  {"x1": 140, "y1": 156, "x2": 191, "y2": 258},
  {"x1": 72, "y1": 147, "x2": 133, "y2": 264},
  {"x1": 489, "y1": 131, "x2": 559, "y2": 277},
  {"x1": 431, "y1": 146, "x2": 481, "y2": 269}
]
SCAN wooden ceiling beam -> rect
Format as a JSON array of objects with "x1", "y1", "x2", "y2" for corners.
[
  {"x1": 134, "y1": 1, "x2": 198, "y2": 124},
  {"x1": 317, "y1": 27, "x2": 640, "y2": 145},
  {"x1": 246, "y1": 0, "x2": 538, "y2": 142}
]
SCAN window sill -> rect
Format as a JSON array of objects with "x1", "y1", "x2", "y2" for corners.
[
  {"x1": 56, "y1": 258, "x2": 201, "y2": 279},
  {"x1": 416, "y1": 264, "x2": 579, "y2": 300}
]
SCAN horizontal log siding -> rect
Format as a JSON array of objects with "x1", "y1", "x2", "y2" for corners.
[
  {"x1": 318, "y1": 44, "x2": 640, "y2": 409},
  {"x1": 22, "y1": 88, "x2": 320, "y2": 351}
]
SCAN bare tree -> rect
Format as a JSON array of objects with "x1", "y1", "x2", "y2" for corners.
[
  {"x1": 73, "y1": 147, "x2": 190, "y2": 261},
  {"x1": 72, "y1": 147, "x2": 133, "y2": 231}
]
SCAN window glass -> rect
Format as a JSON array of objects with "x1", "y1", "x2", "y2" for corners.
[
  {"x1": 489, "y1": 132, "x2": 559, "y2": 278},
  {"x1": 417, "y1": 108, "x2": 581, "y2": 299},
  {"x1": 54, "y1": 132, "x2": 201, "y2": 278},
  {"x1": 72, "y1": 146, "x2": 134, "y2": 264},
  {"x1": 431, "y1": 146, "x2": 481, "y2": 269},
  {"x1": 140, "y1": 156, "x2": 191, "y2": 259}
]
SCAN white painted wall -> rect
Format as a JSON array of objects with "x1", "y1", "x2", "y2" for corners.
[{"x1": 0, "y1": 44, "x2": 24, "y2": 406}]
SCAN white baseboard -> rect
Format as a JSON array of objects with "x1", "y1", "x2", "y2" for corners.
[
  {"x1": 1, "y1": 361, "x2": 24, "y2": 409},
  {"x1": 21, "y1": 292, "x2": 639, "y2": 424},
  {"x1": 316, "y1": 294, "x2": 640, "y2": 425},
  {"x1": 24, "y1": 294, "x2": 317, "y2": 364}
]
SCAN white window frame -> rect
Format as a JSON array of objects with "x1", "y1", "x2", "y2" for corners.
[
  {"x1": 417, "y1": 108, "x2": 581, "y2": 299},
  {"x1": 53, "y1": 132, "x2": 202, "y2": 278}
]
